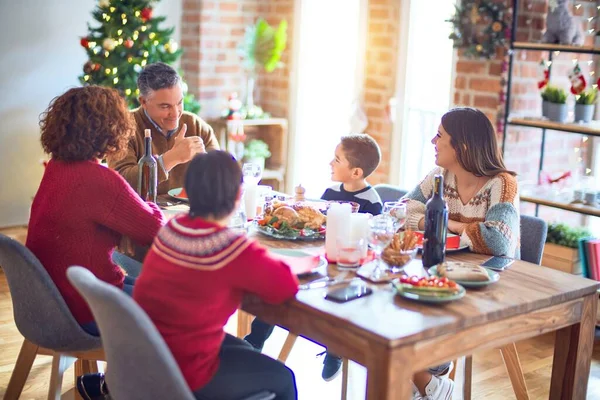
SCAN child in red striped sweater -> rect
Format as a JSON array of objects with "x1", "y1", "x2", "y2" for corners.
[{"x1": 134, "y1": 151, "x2": 299, "y2": 399}]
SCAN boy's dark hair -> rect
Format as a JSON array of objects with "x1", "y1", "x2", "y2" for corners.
[
  {"x1": 185, "y1": 151, "x2": 242, "y2": 220},
  {"x1": 340, "y1": 133, "x2": 381, "y2": 178}
]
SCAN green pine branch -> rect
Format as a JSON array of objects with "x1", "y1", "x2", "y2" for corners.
[{"x1": 78, "y1": 0, "x2": 200, "y2": 112}]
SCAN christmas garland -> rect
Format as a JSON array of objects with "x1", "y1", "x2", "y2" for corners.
[{"x1": 448, "y1": 0, "x2": 509, "y2": 59}]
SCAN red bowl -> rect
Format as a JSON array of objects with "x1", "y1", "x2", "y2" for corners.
[{"x1": 414, "y1": 231, "x2": 460, "y2": 249}]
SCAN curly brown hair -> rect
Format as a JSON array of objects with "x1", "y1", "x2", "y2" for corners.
[{"x1": 39, "y1": 86, "x2": 135, "y2": 161}]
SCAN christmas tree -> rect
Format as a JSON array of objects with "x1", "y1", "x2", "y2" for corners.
[{"x1": 78, "y1": 0, "x2": 200, "y2": 113}]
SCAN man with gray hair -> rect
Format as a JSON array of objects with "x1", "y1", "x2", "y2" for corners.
[{"x1": 108, "y1": 62, "x2": 219, "y2": 195}]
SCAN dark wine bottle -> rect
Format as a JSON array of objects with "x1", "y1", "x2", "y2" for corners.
[
  {"x1": 422, "y1": 174, "x2": 448, "y2": 268},
  {"x1": 137, "y1": 129, "x2": 157, "y2": 203}
]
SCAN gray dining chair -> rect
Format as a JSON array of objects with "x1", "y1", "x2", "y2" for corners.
[
  {"x1": 0, "y1": 233, "x2": 104, "y2": 400},
  {"x1": 373, "y1": 184, "x2": 408, "y2": 203},
  {"x1": 66, "y1": 266, "x2": 275, "y2": 400},
  {"x1": 520, "y1": 215, "x2": 548, "y2": 264}
]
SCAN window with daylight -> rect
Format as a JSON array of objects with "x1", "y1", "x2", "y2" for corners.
[
  {"x1": 394, "y1": 0, "x2": 456, "y2": 190},
  {"x1": 289, "y1": 0, "x2": 367, "y2": 198}
]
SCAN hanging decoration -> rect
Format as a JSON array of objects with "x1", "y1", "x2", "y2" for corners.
[
  {"x1": 538, "y1": 59, "x2": 550, "y2": 90},
  {"x1": 569, "y1": 63, "x2": 587, "y2": 95},
  {"x1": 448, "y1": 0, "x2": 509, "y2": 59}
]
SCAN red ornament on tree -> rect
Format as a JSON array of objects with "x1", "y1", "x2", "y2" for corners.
[
  {"x1": 140, "y1": 8, "x2": 153, "y2": 22},
  {"x1": 80, "y1": 37, "x2": 90, "y2": 48},
  {"x1": 124, "y1": 39, "x2": 134, "y2": 49}
]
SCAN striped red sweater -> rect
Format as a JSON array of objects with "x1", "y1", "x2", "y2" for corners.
[
  {"x1": 26, "y1": 159, "x2": 165, "y2": 324},
  {"x1": 134, "y1": 215, "x2": 299, "y2": 391}
]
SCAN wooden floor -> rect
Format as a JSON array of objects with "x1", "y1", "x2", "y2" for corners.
[{"x1": 2, "y1": 226, "x2": 600, "y2": 399}]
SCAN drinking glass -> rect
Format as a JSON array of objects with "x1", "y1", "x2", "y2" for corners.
[
  {"x1": 383, "y1": 202, "x2": 407, "y2": 232},
  {"x1": 229, "y1": 206, "x2": 247, "y2": 234},
  {"x1": 336, "y1": 237, "x2": 365, "y2": 270},
  {"x1": 367, "y1": 214, "x2": 396, "y2": 279},
  {"x1": 242, "y1": 162, "x2": 262, "y2": 185}
]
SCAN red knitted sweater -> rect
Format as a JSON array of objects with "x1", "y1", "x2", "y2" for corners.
[
  {"x1": 134, "y1": 215, "x2": 299, "y2": 391},
  {"x1": 26, "y1": 159, "x2": 164, "y2": 324}
]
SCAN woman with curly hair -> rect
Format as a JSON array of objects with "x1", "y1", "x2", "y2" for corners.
[{"x1": 26, "y1": 85, "x2": 165, "y2": 332}]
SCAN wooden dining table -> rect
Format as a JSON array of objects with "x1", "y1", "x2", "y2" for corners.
[{"x1": 242, "y1": 230, "x2": 600, "y2": 400}]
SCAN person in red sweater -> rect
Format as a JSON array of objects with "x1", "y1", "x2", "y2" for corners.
[
  {"x1": 26, "y1": 86, "x2": 165, "y2": 399},
  {"x1": 134, "y1": 151, "x2": 299, "y2": 400}
]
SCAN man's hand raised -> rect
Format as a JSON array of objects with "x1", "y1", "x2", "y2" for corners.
[{"x1": 162, "y1": 124, "x2": 205, "y2": 171}]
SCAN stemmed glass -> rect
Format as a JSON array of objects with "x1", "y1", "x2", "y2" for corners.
[
  {"x1": 383, "y1": 201, "x2": 407, "y2": 232},
  {"x1": 242, "y1": 162, "x2": 262, "y2": 185},
  {"x1": 367, "y1": 214, "x2": 396, "y2": 279}
]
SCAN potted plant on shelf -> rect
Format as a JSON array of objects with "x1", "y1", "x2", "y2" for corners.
[
  {"x1": 542, "y1": 222, "x2": 591, "y2": 274},
  {"x1": 238, "y1": 18, "x2": 287, "y2": 119},
  {"x1": 243, "y1": 139, "x2": 271, "y2": 172},
  {"x1": 575, "y1": 88, "x2": 597, "y2": 123},
  {"x1": 541, "y1": 85, "x2": 568, "y2": 122}
]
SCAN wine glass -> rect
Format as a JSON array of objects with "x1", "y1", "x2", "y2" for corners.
[
  {"x1": 383, "y1": 202, "x2": 407, "y2": 232},
  {"x1": 367, "y1": 214, "x2": 396, "y2": 279},
  {"x1": 242, "y1": 162, "x2": 262, "y2": 186}
]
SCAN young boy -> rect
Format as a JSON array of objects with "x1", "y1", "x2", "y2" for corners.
[
  {"x1": 321, "y1": 133, "x2": 383, "y2": 215},
  {"x1": 133, "y1": 151, "x2": 299, "y2": 400},
  {"x1": 246, "y1": 133, "x2": 384, "y2": 382}
]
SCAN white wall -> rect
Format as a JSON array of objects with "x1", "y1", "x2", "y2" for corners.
[{"x1": 0, "y1": 0, "x2": 182, "y2": 228}]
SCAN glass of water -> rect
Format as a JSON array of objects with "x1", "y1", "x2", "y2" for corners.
[
  {"x1": 242, "y1": 162, "x2": 262, "y2": 186},
  {"x1": 367, "y1": 214, "x2": 396, "y2": 279},
  {"x1": 383, "y1": 201, "x2": 407, "y2": 232}
]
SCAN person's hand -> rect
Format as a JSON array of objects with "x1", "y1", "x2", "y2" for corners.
[
  {"x1": 162, "y1": 124, "x2": 205, "y2": 170},
  {"x1": 448, "y1": 219, "x2": 466, "y2": 235}
]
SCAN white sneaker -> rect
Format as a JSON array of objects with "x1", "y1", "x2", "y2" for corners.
[
  {"x1": 433, "y1": 361, "x2": 454, "y2": 379},
  {"x1": 423, "y1": 375, "x2": 454, "y2": 400}
]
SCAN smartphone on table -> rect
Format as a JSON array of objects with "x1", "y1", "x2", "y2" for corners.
[
  {"x1": 481, "y1": 256, "x2": 514, "y2": 271},
  {"x1": 325, "y1": 284, "x2": 373, "y2": 303}
]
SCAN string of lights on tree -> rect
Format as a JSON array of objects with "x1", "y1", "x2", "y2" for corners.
[{"x1": 78, "y1": 0, "x2": 199, "y2": 112}]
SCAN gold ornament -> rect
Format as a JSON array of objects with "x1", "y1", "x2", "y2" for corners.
[
  {"x1": 98, "y1": 0, "x2": 110, "y2": 8},
  {"x1": 492, "y1": 21, "x2": 502, "y2": 32},
  {"x1": 103, "y1": 38, "x2": 116, "y2": 51},
  {"x1": 165, "y1": 40, "x2": 178, "y2": 53},
  {"x1": 476, "y1": 44, "x2": 483, "y2": 52}
]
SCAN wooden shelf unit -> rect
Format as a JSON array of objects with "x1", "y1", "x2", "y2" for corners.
[
  {"x1": 208, "y1": 118, "x2": 289, "y2": 191},
  {"x1": 512, "y1": 42, "x2": 600, "y2": 55},
  {"x1": 520, "y1": 195, "x2": 600, "y2": 218},
  {"x1": 502, "y1": 2, "x2": 600, "y2": 219},
  {"x1": 508, "y1": 117, "x2": 600, "y2": 137}
]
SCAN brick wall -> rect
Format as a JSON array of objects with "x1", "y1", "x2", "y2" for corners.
[
  {"x1": 180, "y1": 0, "x2": 292, "y2": 120},
  {"x1": 451, "y1": 0, "x2": 597, "y2": 223},
  {"x1": 363, "y1": 0, "x2": 401, "y2": 185},
  {"x1": 180, "y1": 0, "x2": 400, "y2": 184}
]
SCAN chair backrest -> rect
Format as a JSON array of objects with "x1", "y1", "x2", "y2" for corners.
[
  {"x1": 0, "y1": 234, "x2": 101, "y2": 351},
  {"x1": 67, "y1": 267, "x2": 276, "y2": 400},
  {"x1": 67, "y1": 266, "x2": 196, "y2": 400},
  {"x1": 520, "y1": 215, "x2": 548, "y2": 265},
  {"x1": 373, "y1": 184, "x2": 408, "y2": 204}
]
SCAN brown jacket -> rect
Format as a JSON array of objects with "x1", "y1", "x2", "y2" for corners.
[{"x1": 108, "y1": 108, "x2": 220, "y2": 195}]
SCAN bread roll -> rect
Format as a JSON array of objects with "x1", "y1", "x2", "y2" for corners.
[{"x1": 437, "y1": 261, "x2": 489, "y2": 282}]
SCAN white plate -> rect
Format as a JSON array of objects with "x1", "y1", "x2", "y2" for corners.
[{"x1": 167, "y1": 187, "x2": 188, "y2": 202}]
